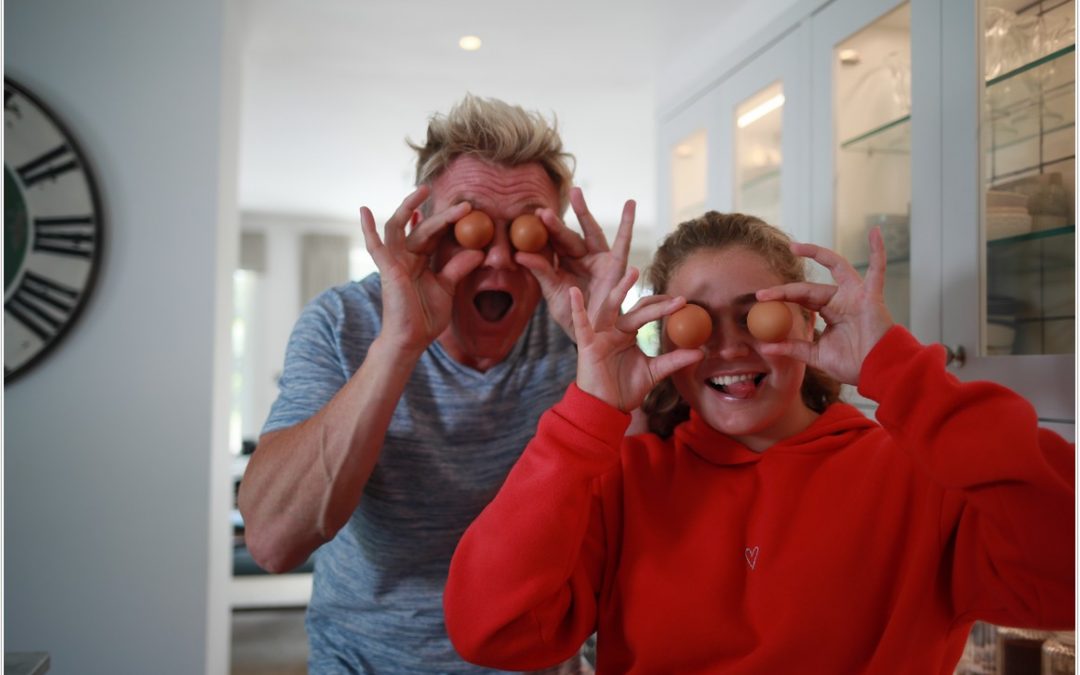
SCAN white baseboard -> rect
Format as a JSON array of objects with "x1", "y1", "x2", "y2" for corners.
[{"x1": 229, "y1": 574, "x2": 312, "y2": 609}]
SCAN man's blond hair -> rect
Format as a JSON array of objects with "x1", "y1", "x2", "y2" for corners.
[{"x1": 408, "y1": 94, "x2": 575, "y2": 214}]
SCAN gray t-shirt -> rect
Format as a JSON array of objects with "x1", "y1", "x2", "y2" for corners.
[{"x1": 263, "y1": 274, "x2": 580, "y2": 674}]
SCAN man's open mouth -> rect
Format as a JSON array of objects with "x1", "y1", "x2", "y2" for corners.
[{"x1": 474, "y1": 290, "x2": 514, "y2": 322}]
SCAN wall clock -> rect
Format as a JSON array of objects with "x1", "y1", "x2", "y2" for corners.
[{"x1": 4, "y1": 78, "x2": 104, "y2": 384}]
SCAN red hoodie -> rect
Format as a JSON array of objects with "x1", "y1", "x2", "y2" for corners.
[{"x1": 444, "y1": 327, "x2": 1075, "y2": 674}]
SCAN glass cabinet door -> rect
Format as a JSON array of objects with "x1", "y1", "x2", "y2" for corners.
[
  {"x1": 734, "y1": 82, "x2": 784, "y2": 227},
  {"x1": 670, "y1": 128, "x2": 708, "y2": 227},
  {"x1": 981, "y1": 0, "x2": 1075, "y2": 358},
  {"x1": 832, "y1": 3, "x2": 913, "y2": 328}
]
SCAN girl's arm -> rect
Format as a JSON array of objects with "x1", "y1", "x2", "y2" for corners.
[
  {"x1": 444, "y1": 384, "x2": 626, "y2": 670},
  {"x1": 859, "y1": 326, "x2": 1074, "y2": 628}
]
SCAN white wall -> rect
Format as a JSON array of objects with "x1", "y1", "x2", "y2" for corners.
[{"x1": 4, "y1": 1, "x2": 236, "y2": 673}]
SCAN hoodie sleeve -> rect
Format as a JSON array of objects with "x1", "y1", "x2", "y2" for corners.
[
  {"x1": 444, "y1": 384, "x2": 629, "y2": 670},
  {"x1": 857, "y1": 326, "x2": 1075, "y2": 628}
]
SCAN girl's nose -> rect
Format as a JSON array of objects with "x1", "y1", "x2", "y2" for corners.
[{"x1": 708, "y1": 321, "x2": 751, "y2": 359}]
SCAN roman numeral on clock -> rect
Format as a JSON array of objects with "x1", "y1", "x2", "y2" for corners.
[
  {"x1": 5, "y1": 271, "x2": 80, "y2": 341},
  {"x1": 33, "y1": 216, "x2": 97, "y2": 258},
  {"x1": 16, "y1": 143, "x2": 80, "y2": 188}
]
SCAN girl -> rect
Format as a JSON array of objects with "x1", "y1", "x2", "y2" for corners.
[{"x1": 443, "y1": 212, "x2": 1074, "y2": 674}]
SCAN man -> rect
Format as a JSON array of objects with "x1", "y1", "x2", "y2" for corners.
[{"x1": 238, "y1": 94, "x2": 634, "y2": 673}]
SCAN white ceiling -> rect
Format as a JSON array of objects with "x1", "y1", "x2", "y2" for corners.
[{"x1": 235, "y1": 0, "x2": 796, "y2": 240}]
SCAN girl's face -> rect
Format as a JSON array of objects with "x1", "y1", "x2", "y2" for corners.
[{"x1": 664, "y1": 246, "x2": 818, "y2": 451}]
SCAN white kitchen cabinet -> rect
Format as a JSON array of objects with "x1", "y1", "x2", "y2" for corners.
[
  {"x1": 718, "y1": 22, "x2": 813, "y2": 243},
  {"x1": 657, "y1": 0, "x2": 1074, "y2": 426}
]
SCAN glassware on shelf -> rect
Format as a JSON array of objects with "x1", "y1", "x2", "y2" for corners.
[
  {"x1": 984, "y1": 6, "x2": 1038, "y2": 80},
  {"x1": 1026, "y1": 173, "x2": 1071, "y2": 231},
  {"x1": 996, "y1": 627, "x2": 1056, "y2": 675},
  {"x1": 1041, "y1": 632, "x2": 1076, "y2": 675},
  {"x1": 981, "y1": 0, "x2": 1075, "y2": 366},
  {"x1": 832, "y1": 2, "x2": 911, "y2": 328}
]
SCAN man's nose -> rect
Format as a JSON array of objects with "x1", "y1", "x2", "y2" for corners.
[{"x1": 481, "y1": 223, "x2": 516, "y2": 269}]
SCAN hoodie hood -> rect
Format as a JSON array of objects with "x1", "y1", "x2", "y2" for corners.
[{"x1": 674, "y1": 402, "x2": 879, "y2": 467}]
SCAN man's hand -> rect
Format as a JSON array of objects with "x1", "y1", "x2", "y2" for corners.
[
  {"x1": 359, "y1": 185, "x2": 483, "y2": 356},
  {"x1": 515, "y1": 187, "x2": 635, "y2": 341}
]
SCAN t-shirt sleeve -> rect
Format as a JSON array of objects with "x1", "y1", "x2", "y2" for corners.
[{"x1": 261, "y1": 289, "x2": 353, "y2": 435}]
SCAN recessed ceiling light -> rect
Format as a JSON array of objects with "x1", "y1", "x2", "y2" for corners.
[
  {"x1": 838, "y1": 48, "x2": 860, "y2": 65},
  {"x1": 459, "y1": 35, "x2": 482, "y2": 51}
]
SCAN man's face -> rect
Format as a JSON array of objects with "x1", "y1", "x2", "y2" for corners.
[{"x1": 426, "y1": 155, "x2": 560, "y2": 372}]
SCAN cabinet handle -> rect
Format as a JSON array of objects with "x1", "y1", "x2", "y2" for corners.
[{"x1": 944, "y1": 345, "x2": 966, "y2": 367}]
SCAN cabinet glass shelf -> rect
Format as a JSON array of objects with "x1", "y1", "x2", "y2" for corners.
[
  {"x1": 986, "y1": 44, "x2": 1075, "y2": 182},
  {"x1": 839, "y1": 115, "x2": 911, "y2": 154},
  {"x1": 739, "y1": 167, "x2": 780, "y2": 191},
  {"x1": 986, "y1": 44, "x2": 1075, "y2": 89},
  {"x1": 987, "y1": 223, "x2": 1074, "y2": 247},
  {"x1": 987, "y1": 225, "x2": 1075, "y2": 274}
]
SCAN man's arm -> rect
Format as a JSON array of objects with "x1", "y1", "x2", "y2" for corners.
[
  {"x1": 239, "y1": 188, "x2": 478, "y2": 573},
  {"x1": 237, "y1": 335, "x2": 422, "y2": 573}
]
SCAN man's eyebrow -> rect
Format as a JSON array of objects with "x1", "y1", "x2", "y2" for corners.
[{"x1": 734, "y1": 292, "x2": 758, "y2": 305}]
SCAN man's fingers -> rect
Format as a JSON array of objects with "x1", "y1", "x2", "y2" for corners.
[
  {"x1": 539, "y1": 208, "x2": 589, "y2": 259},
  {"x1": 570, "y1": 187, "x2": 608, "y2": 251},
  {"x1": 406, "y1": 201, "x2": 472, "y2": 254},
  {"x1": 437, "y1": 250, "x2": 485, "y2": 288},
  {"x1": 384, "y1": 186, "x2": 430, "y2": 250}
]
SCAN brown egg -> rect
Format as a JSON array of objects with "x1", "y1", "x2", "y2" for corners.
[
  {"x1": 454, "y1": 211, "x2": 494, "y2": 249},
  {"x1": 747, "y1": 300, "x2": 793, "y2": 343},
  {"x1": 666, "y1": 304, "x2": 713, "y2": 349},
  {"x1": 510, "y1": 214, "x2": 549, "y2": 253}
]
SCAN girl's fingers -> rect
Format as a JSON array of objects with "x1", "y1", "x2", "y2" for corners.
[
  {"x1": 790, "y1": 241, "x2": 861, "y2": 286},
  {"x1": 614, "y1": 295, "x2": 685, "y2": 333},
  {"x1": 624, "y1": 293, "x2": 672, "y2": 313},
  {"x1": 757, "y1": 337, "x2": 815, "y2": 364},
  {"x1": 863, "y1": 227, "x2": 887, "y2": 297},
  {"x1": 568, "y1": 287, "x2": 594, "y2": 345},
  {"x1": 755, "y1": 281, "x2": 837, "y2": 311},
  {"x1": 599, "y1": 267, "x2": 639, "y2": 317},
  {"x1": 608, "y1": 199, "x2": 636, "y2": 263},
  {"x1": 648, "y1": 349, "x2": 705, "y2": 383}
]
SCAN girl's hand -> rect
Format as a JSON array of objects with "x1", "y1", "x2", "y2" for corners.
[
  {"x1": 570, "y1": 269, "x2": 704, "y2": 412},
  {"x1": 754, "y1": 228, "x2": 894, "y2": 385},
  {"x1": 359, "y1": 186, "x2": 483, "y2": 356},
  {"x1": 516, "y1": 187, "x2": 635, "y2": 341}
]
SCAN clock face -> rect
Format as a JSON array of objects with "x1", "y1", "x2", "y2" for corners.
[{"x1": 4, "y1": 78, "x2": 104, "y2": 384}]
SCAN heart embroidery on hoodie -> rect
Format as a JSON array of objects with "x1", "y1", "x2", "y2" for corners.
[{"x1": 745, "y1": 546, "x2": 759, "y2": 570}]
